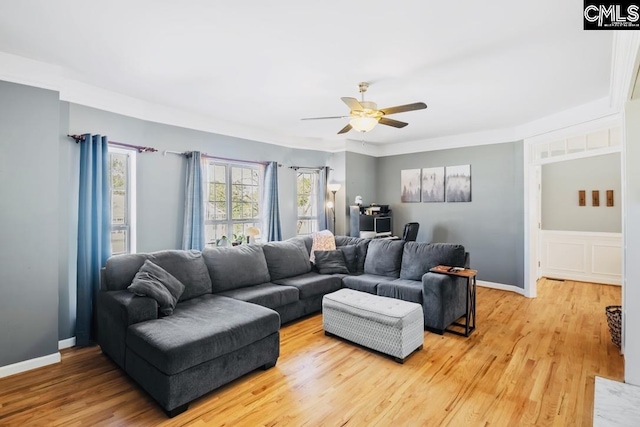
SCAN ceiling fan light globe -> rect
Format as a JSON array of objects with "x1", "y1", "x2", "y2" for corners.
[{"x1": 349, "y1": 117, "x2": 379, "y2": 132}]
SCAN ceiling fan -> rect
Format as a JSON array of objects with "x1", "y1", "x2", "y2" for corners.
[{"x1": 301, "y1": 82, "x2": 427, "y2": 134}]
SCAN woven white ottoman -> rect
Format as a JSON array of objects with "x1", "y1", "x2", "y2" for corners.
[{"x1": 322, "y1": 289, "x2": 424, "y2": 363}]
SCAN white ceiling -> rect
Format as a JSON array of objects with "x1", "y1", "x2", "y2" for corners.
[{"x1": 0, "y1": 1, "x2": 614, "y2": 150}]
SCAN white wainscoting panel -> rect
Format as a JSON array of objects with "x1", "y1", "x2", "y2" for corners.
[{"x1": 540, "y1": 230, "x2": 621, "y2": 285}]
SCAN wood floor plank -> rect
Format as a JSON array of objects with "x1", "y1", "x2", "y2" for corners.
[{"x1": 0, "y1": 279, "x2": 623, "y2": 426}]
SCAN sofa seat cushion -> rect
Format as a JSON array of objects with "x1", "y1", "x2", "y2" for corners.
[
  {"x1": 126, "y1": 294, "x2": 279, "y2": 376},
  {"x1": 342, "y1": 274, "x2": 396, "y2": 294},
  {"x1": 377, "y1": 279, "x2": 423, "y2": 304},
  {"x1": 364, "y1": 240, "x2": 405, "y2": 278},
  {"x1": 217, "y1": 283, "x2": 299, "y2": 309},
  {"x1": 400, "y1": 242, "x2": 466, "y2": 281},
  {"x1": 272, "y1": 272, "x2": 343, "y2": 299},
  {"x1": 262, "y1": 239, "x2": 312, "y2": 280},
  {"x1": 203, "y1": 245, "x2": 271, "y2": 293}
]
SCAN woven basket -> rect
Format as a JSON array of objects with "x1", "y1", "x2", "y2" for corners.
[{"x1": 605, "y1": 305, "x2": 622, "y2": 348}]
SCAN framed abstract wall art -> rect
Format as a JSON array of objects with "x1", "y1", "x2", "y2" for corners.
[
  {"x1": 421, "y1": 167, "x2": 445, "y2": 202},
  {"x1": 400, "y1": 169, "x2": 421, "y2": 202},
  {"x1": 445, "y1": 165, "x2": 471, "y2": 202}
]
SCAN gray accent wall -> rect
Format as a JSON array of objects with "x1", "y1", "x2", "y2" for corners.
[
  {"x1": 58, "y1": 101, "x2": 79, "y2": 340},
  {"x1": 0, "y1": 81, "x2": 60, "y2": 365},
  {"x1": 67, "y1": 104, "x2": 332, "y2": 251},
  {"x1": 376, "y1": 141, "x2": 525, "y2": 288},
  {"x1": 344, "y1": 151, "x2": 378, "y2": 236},
  {"x1": 542, "y1": 153, "x2": 621, "y2": 232}
]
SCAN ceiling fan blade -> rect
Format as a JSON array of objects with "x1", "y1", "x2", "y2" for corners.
[
  {"x1": 301, "y1": 116, "x2": 349, "y2": 120},
  {"x1": 341, "y1": 97, "x2": 364, "y2": 111},
  {"x1": 380, "y1": 102, "x2": 427, "y2": 115},
  {"x1": 379, "y1": 117, "x2": 408, "y2": 128},
  {"x1": 337, "y1": 124, "x2": 353, "y2": 134}
]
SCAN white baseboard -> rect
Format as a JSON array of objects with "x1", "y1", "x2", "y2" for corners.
[
  {"x1": 477, "y1": 280, "x2": 528, "y2": 297},
  {"x1": 58, "y1": 337, "x2": 76, "y2": 350},
  {"x1": 0, "y1": 352, "x2": 61, "y2": 379}
]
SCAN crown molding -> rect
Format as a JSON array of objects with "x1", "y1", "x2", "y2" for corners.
[
  {"x1": 610, "y1": 32, "x2": 640, "y2": 110},
  {"x1": 0, "y1": 51, "x2": 622, "y2": 158},
  {"x1": 0, "y1": 52, "x2": 335, "y2": 152}
]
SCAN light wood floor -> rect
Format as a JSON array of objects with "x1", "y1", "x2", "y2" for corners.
[{"x1": 0, "y1": 279, "x2": 623, "y2": 426}]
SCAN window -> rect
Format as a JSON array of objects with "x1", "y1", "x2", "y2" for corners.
[
  {"x1": 297, "y1": 170, "x2": 319, "y2": 235},
  {"x1": 205, "y1": 162, "x2": 262, "y2": 246},
  {"x1": 108, "y1": 147, "x2": 136, "y2": 255}
]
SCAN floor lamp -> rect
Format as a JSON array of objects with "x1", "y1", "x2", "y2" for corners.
[{"x1": 327, "y1": 183, "x2": 341, "y2": 233}]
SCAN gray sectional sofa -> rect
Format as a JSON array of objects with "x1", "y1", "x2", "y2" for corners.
[{"x1": 97, "y1": 236, "x2": 468, "y2": 417}]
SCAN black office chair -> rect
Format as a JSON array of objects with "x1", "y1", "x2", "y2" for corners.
[{"x1": 402, "y1": 222, "x2": 419, "y2": 242}]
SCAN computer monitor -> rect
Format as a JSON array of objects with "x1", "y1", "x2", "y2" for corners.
[{"x1": 374, "y1": 216, "x2": 392, "y2": 237}]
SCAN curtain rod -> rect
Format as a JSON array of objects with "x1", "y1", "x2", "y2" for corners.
[
  {"x1": 289, "y1": 166, "x2": 333, "y2": 171},
  {"x1": 163, "y1": 150, "x2": 281, "y2": 167},
  {"x1": 68, "y1": 134, "x2": 157, "y2": 153}
]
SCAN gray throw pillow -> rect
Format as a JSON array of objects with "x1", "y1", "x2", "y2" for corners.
[
  {"x1": 338, "y1": 245, "x2": 358, "y2": 274},
  {"x1": 127, "y1": 260, "x2": 185, "y2": 316},
  {"x1": 314, "y1": 250, "x2": 350, "y2": 274}
]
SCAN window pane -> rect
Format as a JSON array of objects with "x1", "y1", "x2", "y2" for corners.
[
  {"x1": 232, "y1": 167, "x2": 242, "y2": 184},
  {"x1": 242, "y1": 185, "x2": 253, "y2": 203},
  {"x1": 112, "y1": 190, "x2": 126, "y2": 224},
  {"x1": 242, "y1": 203, "x2": 252, "y2": 219},
  {"x1": 215, "y1": 183, "x2": 226, "y2": 202},
  {"x1": 211, "y1": 164, "x2": 226, "y2": 183},
  {"x1": 205, "y1": 224, "x2": 228, "y2": 247},
  {"x1": 215, "y1": 201, "x2": 227, "y2": 220},
  {"x1": 297, "y1": 171, "x2": 319, "y2": 236},
  {"x1": 110, "y1": 153, "x2": 127, "y2": 190},
  {"x1": 298, "y1": 194, "x2": 311, "y2": 217},
  {"x1": 111, "y1": 230, "x2": 127, "y2": 255},
  {"x1": 297, "y1": 220, "x2": 317, "y2": 235}
]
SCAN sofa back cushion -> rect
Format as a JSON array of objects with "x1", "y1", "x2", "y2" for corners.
[
  {"x1": 334, "y1": 236, "x2": 360, "y2": 247},
  {"x1": 102, "y1": 250, "x2": 212, "y2": 301},
  {"x1": 147, "y1": 250, "x2": 212, "y2": 301},
  {"x1": 203, "y1": 245, "x2": 271, "y2": 293},
  {"x1": 400, "y1": 242, "x2": 466, "y2": 281},
  {"x1": 363, "y1": 239, "x2": 405, "y2": 278},
  {"x1": 103, "y1": 253, "x2": 149, "y2": 291},
  {"x1": 262, "y1": 239, "x2": 311, "y2": 280},
  {"x1": 291, "y1": 235, "x2": 313, "y2": 256}
]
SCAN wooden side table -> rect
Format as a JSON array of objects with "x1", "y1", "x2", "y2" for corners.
[{"x1": 429, "y1": 265, "x2": 477, "y2": 337}]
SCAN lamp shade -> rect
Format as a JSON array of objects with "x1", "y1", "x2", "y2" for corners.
[
  {"x1": 328, "y1": 183, "x2": 341, "y2": 193},
  {"x1": 349, "y1": 117, "x2": 379, "y2": 132},
  {"x1": 246, "y1": 227, "x2": 260, "y2": 237},
  {"x1": 326, "y1": 201, "x2": 334, "y2": 209}
]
